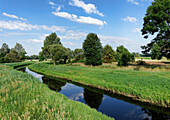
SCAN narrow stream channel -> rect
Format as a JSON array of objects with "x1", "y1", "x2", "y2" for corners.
[{"x1": 18, "y1": 67, "x2": 170, "y2": 120}]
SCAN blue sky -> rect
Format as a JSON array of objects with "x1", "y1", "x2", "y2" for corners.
[{"x1": 0, "y1": 0, "x2": 154, "y2": 55}]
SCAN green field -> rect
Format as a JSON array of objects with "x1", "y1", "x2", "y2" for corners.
[
  {"x1": 135, "y1": 57, "x2": 170, "y2": 61},
  {"x1": 0, "y1": 64, "x2": 112, "y2": 120},
  {"x1": 29, "y1": 62, "x2": 170, "y2": 107}
]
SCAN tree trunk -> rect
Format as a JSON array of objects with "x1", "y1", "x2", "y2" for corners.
[
  {"x1": 64, "y1": 59, "x2": 67, "y2": 64},
  {"x1": 51, "y1": 57, "x2": 56, "y2": 65}
]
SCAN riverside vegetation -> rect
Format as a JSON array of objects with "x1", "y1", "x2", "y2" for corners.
[
  {"x1": 29, "y1": 62, "x2": 170, "y2": 108},
  {"x1": 0, "y1": 63, "x2": 113, "y2": 120}
]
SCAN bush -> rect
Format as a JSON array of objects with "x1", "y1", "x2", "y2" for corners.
[
  {"x1": 116, "y1": 45, "x2": 134, "y2": 66},
  {"x1": 136, "y1": 60, "x2": 146, "y2": 65}
]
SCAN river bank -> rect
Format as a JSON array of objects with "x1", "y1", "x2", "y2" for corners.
[
  {"x1": 0, "y1": 64, "x2": 113, "y2": 120},
  {"x1": 29, "y1": 62, "x2": 170, "y2": 108}
]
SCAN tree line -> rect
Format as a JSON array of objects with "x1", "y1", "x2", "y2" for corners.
[
  {"x1": 39, "y1": 32, "x2": 134, "y2": 66},
  {"x1": 0, "y1": 43, "x2": 27, "y2": 63}
]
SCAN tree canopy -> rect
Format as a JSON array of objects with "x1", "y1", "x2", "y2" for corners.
[
  {"x1": 103, "y1": 45, "x2": 116, "y2": 63},
  {"x1": 5, "y1": 51, "x2": 21, "y2": 63},
  {"x1": 44, "y1": 32, "x2": 61, "y2": 47},
  {"x1": 83, "y1": 33, "x2": 103, "y2": 66},
  {"x1": 141, "y1": 0, "x2": 170, "y2": 59},
  {"x1": 42, "y1": 33, "x2": 62, "y2": 60},
  {"x1": 0, "y1": 43, "x2": 10, "y2": 63},
  {"x1": 42, "y1": 44, "x2": 67, "y2": 65},
  {"x1": 39, "y1": 51, "x2": 46, "y2": 61},
  {"x1": 116, "y1": 45, "x2": 134, "y2": 66},
  {"x1": 11, "y1": 43, "x2": 27, "y2": 60},
  {"x1": 0, "y1": 43, "x2": 10, "y2": 58},
  {"x1": 73, "y1": 49, "x2": 84, "y2": 62}
]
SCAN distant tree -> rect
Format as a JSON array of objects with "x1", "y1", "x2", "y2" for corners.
[
  {"x1": 42, "y1": 44, "x2": 67, "y2": 65},
  {"x1": 12, "y1": 43, "x2": 27, "y2": 60},
  {"x1": 83, "y1": 33, "x2": 103, "y2": 66},
  {"x1": 30, "y1": 55, "x2": 39, "y2": 59},
  {"x1": 103, "y1": 45, "x2": 116, "y2": 63},
  {"x1": 0, "y1": 43, "x2": 10, "y2": 63},
  {"x1": 39, "y1": 51, "x2": 45, "y2": 61},
  {"x1": 25, "y1": 56, "x2": 30, "y2": 59},
  {"x1": 141, "y1": 0, "x2": 170, "y2": 59},
  {"x1": 44, "y1": 33, "x2": 61, "y2": 47},
  {"x1": 5, "y1": 51, "x2": 21, "y2": 63},
  {"x1": 116, "y1": 45, "x2": 134, "y2": 66},
  {"x1": 132, "y1": 52, "x2": 141, "y2": 58},
  {"x1": 73, "y1": 49, "x2": 84, "y2": 62},
  {"x1": 0, "y1": 43, "x2": 10, "y2": 58}
]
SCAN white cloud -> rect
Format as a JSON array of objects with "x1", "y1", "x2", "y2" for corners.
[
  {"x1": 60, "y1": 30, "x2": 87, "y2": 40},
  {"x1": 121, "y1": 16, "x2": 138, "y2": 23},
  {"x1": 141, "y1": 0, "x2": 153, "y2": 2},
  {"x1": 56, "y1": 7, "x2": 61, "y2": 12},
  {"x1": 128, "y1": 0, "x2": 153, "y2": 5},
  {"x1": 127, "y1": 0, "x2": 139, "y2": 5},
  {"x1": 0, "y1": 20, "x2": 66, "y2": 32},
  {"x1": 49, "y1": 1, "x2": 55, "y2": 6},
  {"x1": 52, "y1": 11, "x2": 106, "y2": 26},
  {"x1": 0, "y1": 29, "x2": 2, "y2": 32},
  {"x1": 2, "y1": 12, "x2": 27, "y2": 21},
  {"x1": 69, "y1": 0, "x2": 104, "y2": 16},
  {"x1": 20, "y1": 17, "x2": 27, "y2": 21},
  {"x1": 132, "y1": 28, "x2": 141, "y2": 32},
  {"x1": 63, "y1": 41, "x2": 80, "y2": 47},
  {"x1": 26, "y1": 39, "x2": 44, "y2": 43},
  {"x1": 3, "y1": 12, "x2": 19, "y2": 19},
  {"x1": 26, "y1": 34, "x2": 49, "y2": 43},
  {"x1": 99, "y1": 35, "x2": 142, "y2": 52}
]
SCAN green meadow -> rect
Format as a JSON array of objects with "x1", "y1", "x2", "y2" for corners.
[
  {"x1": 0, "y1": 64, "x2": 113, "y2": 120},
  {"x1": 29, "y1": 62, "x2": 170, "y2": 107}
]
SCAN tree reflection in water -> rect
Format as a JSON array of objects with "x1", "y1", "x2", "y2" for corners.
[
  {"x1": 17, "y1": 67, "x2": 26, "y2": 72},
  {"x1": 83, "y1": 88, "x2": 103, "y2": 109},
  {"x1": 142, "y1": 108, "x2": 170, "y2": 120},
  {"x1": 42, "y1": 76, "x2": 66, "y2": 92}
]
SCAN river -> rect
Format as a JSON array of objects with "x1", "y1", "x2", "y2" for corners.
[{"x1": 18, "y1": 67, "x2": 170, "y2": 120}]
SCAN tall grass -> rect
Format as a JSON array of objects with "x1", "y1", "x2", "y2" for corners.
[
  {"x1": 0, "y1": 65, "x2": 113, "y2": 120},
  {"x1": 29, "y1": 63, "x2": 170, "y2": 108},
  {"x1": 1, "y1": 61, "x2": 35, "y2": 69}
]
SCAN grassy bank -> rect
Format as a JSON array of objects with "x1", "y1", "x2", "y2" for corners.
[
  {"x1": 29, "y1": 63, "x2": 170, "y2": 108},
  {"x1": 2, "y1": 61, "x2": 35, "y2": 69},
  {"x1": 0, "y1": 65, "x2": 112, "y2": 120}
]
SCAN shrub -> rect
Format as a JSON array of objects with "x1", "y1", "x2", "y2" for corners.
[
  {"x1": 136, "y1": 60, "x2": 146, "y2": 65},
  {"x1": 116, "y1": 45, "x2": 134, "y2": 66}
]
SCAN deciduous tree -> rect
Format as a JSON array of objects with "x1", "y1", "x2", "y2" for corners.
[
  {"x1": 42, "y1": 44, "x2": 67, "y2": 65},
  {"x1": 141, "y1": 0, "x2": 170, "y2": 59},
  {"x1": 44, "y1": 33, "x2": 61, "y2": 47},
  {"x1": 73, "y1": 49, "x2": 84, "y2": 62},
  {"x1": 12, "y1": 43, "x2": 27, "y2": 60},
  {"x1": 116, "y1": 45, "x2": 134, "y2": 66},
  {"x1": 42, "y1": 33, "x2": 62, "y2": 60},
  {"x1": 103, "y1": 45, "x2": 116, "y2": 63},
  {"x1": 5, "y1": 51, "x2": 21, "y2": 63}
]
